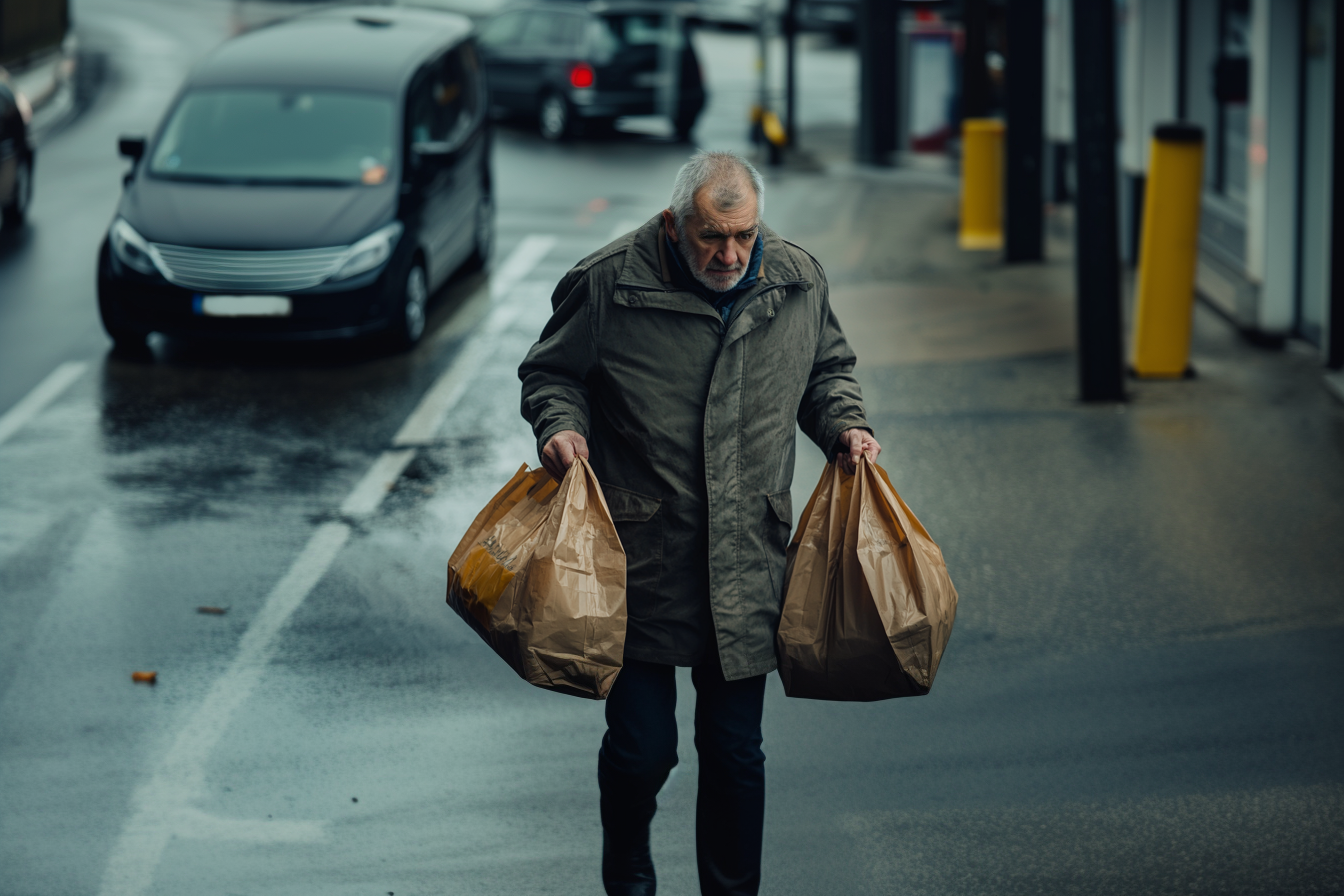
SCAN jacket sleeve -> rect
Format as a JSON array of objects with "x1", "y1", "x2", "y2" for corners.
[
  {"x1": 518, "y1": 267, "x2": 598, "y2": 458},
  {"x1": 797, "y1": 267, "x2": 872, "y2": 457}
]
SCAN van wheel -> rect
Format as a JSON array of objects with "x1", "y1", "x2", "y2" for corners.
[
  {"x1": 538, "y1": 92, "x2": 572, "y2": 141},
  {"x1": 2, "y1": 157, "x2": 32, "y2": 227},
  {"x1": 394, "y1": 262, "x2": 429, "y2": 349}
]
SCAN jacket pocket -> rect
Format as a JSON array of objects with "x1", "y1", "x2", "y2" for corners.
[
  {"x1": 602, "y1": 484, "x2": 664, "y2": 613},
  {"x1": 603, "y1": 484, "x2": 662, "y2": 522},
  {"x1": 763, "y1": 489, "x2": 793, "y2": 601}
]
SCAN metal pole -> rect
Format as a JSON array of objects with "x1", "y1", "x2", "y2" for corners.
[
  {"x1": 960, "y1": 0, "x2": 991, "y2": 122},
  {"x1": 785, "y1": 0, "x2": 798, "y2": 147},
  {"x1": 1005, "y1": 0, "x2": 1045, "y2": 262},
  {"x1": 856, "y1": 0, "x2": 899, "y2": 165},
  {"x1": 1070, "y1": 0, "x2": 1125, "y2": 401},
  {"x1": 1328, "y1": 0, "x2": 1344, "y2": 369}
]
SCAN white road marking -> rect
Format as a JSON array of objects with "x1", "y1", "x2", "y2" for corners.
[
  {"x1": 393, "y1": 305, "x2": 521, "y2": 447},
  {"x1": 0, "y1": 361, "x2": 88, "y2": 447},
  {"x1": 96, "y1": 235, "x2": 557, "y2": 896},
  {"x1": 339, "y1": 448, "x2": 417, "y2": 518},
  {"x1": 98, "y1": 522, "x2": 350, "y2": 896},
  {"x1": 490, "y1": 234, "x2": 557, "y2": 300}
]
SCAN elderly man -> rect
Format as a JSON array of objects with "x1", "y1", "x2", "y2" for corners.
[{"x1": 518, "y1": 150, "x2": 879, "y2": 896}]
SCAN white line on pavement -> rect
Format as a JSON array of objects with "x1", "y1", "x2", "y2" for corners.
[
  {"x1": 339, "y1": 448, "x2": 417, "y2": 518},
  {"x1": 490, "y1": 234, "x2": 557, "y2": 300},
  {"x1": 0, "y1": 361, "x2": 88, "y2": 447},
  {"x1": 393, "y1": 305, "x2": 521, "y2": 447},
  {"x1": 98, "y1": 522, "x2": 351, "y2": 896},
  {"x1": 96, "y1": 235, "x2": 557, "y2": 896}
]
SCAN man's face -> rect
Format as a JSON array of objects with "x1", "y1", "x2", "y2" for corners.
[{"x1": 663, "y1": 185, "x2": 759, "y2": 293}]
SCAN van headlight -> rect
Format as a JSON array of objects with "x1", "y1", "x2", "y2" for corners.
[
  {"x1": 330, "y1": 222, "x2": 403, "y2": 281},
  {"x1": 109, "y1": 218, "x2": 163, "y2": 276}
]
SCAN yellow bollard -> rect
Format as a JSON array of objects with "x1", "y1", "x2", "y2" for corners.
[
  {"x1": 959, "y1": 118, "x2": 1005, "y2": 250},
  {"x1": 1131, "y1": 123, "x2": 1205, "y2": 378}
]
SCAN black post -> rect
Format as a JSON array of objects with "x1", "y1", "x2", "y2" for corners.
[
  {"x1": 960, "y1": 0, "x2": 991, "y2": 121},
  {"x1": 1005, "y1": 0, "x2": 1045, "y2": 262},
  {"x1": 1328, "y1": 0, "x2": 1344, "y2": 369},
  {"x1": 785, "y1": 0, "x2": 798, "y2": 147},
  {"x1": 856, "y1": 0, "x2": 899, "y2": 165},
  {"x1": 1070, "y1": 0, "x2": 1125, "y2": 401}
]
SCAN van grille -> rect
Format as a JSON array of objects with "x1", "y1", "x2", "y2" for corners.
[{"x1": 150, "y1": 243, "x2": 347, "y2": 292}]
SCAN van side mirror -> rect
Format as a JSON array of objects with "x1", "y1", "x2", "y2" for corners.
[{"x1": 119, "y1": 136, "x2": 147, "y2": 161}]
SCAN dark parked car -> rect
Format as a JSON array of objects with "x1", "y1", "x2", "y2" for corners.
[
  {"x1": 477, "y1": 1, "x2": 706, "y2": 141},
  {"x1": 0, "y1": 79, "x2": 34, "y2": 228},
  {"x1": 98, "y1": 5, "x2": 491, "y2": 351}
]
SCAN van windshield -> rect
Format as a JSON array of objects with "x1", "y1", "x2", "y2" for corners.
[{"x1": 149, "y1": 88, "x2": 397, "y2": 186}]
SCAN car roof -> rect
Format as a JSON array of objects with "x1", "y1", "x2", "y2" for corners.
[{"x1": 187, "y1": 6, "x2": 472, "y2": 94}]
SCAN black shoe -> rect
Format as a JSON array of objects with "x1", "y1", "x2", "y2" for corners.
[{"x1": 602, "y1": 830, "x2": 656, "y2": 896}]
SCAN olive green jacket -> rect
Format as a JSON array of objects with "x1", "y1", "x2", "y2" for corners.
[{"x1": 518, "y1": 215, "x2": 869, "y2": 680}]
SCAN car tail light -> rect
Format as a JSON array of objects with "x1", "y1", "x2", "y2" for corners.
[{"x1": 569, "y1": 63, "x2": 595, "y2": 89}]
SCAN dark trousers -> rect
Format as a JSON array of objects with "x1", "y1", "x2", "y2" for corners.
[{"x1": 598, "y1": 657, "x2": 768, "y2": 896}]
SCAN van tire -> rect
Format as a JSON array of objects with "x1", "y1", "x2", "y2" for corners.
[{"x1": 393, "y1": 261, "x2": 429, "y2": 349}]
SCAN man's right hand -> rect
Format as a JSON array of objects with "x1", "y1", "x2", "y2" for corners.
[{"x1": 541, "y1": 430, "x2": 589, "y2": 481}]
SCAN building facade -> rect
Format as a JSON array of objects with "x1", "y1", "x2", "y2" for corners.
[{"x1": 1047, "y1": 0, "x2": 1342, "y2": 376}]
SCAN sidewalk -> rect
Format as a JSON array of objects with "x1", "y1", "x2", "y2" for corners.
[
  {"x1": 723, "y1": 133, "x2": 1344, "y2": 893},
  {"x1": 766, "y1": 141, "x2": 1344, "y2": 652}
]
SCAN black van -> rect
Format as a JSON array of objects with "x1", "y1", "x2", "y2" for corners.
[{"x1": 97, "y1": 6, "x2": 491, "y2": 351}]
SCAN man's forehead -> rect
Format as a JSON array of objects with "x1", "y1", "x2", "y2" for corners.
[{"x1": 690, "y1": 198, "x2": 759, "y2": 233}]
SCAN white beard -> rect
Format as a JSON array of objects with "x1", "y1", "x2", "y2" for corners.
[{"x1": 676, "y1": 235, "x2": 746, "y2": 293}]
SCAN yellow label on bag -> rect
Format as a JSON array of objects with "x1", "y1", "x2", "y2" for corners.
[{"x1": 457, "y1": 540, "x2": 518, "y2": 625}]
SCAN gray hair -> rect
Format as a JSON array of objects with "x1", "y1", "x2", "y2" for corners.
[{"x1": 668, "y1": 150, "x2": 764, "y2": 233}]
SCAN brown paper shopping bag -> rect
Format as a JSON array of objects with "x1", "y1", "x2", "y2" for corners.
[
  {"x1": 446, "y1": 457, "x2": 626, "y2": 699},
  {"x1": 777, "y1": 457, "x2": 958, "y2": 701}
]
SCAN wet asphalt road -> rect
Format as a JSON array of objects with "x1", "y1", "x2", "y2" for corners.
[{"x1": 4, "y1": 2, "x2": 1344, "y2": 895}]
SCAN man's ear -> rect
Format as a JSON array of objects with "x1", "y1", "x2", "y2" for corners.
[{"x1": 661, "y1": 209, "x2": 679, "y2": 242}]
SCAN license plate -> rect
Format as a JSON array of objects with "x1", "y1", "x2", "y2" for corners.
[{"x1": 194, "y1": 295, "x2": 292, "y2": 317}]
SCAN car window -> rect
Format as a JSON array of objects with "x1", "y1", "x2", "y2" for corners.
[
  {"x1": 148, "y1": 89, "x2": 397, "y2": 185},
  {"x1": 551, "y1": 13, "x2": 586, "y2": 48},
  {"x1": 514, "y1": 10, "x2": 583, "y2": 50},
  {"x1": 517, "y1": 12, "x2": 555, "y2": 49},
  {"x1": 478, "y1": 10, "x2": 528, "y2": 49},
  {"x1": 409, "y1": 43, "x2": 484, "y2": 149},
  {"x1": 596, "y1": 13, "x2": 677, "y2": 49}
]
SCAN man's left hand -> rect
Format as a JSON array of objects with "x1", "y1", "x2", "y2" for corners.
[{"x1": 836, "y1": 428, "x2": 881, "y2": 474}]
